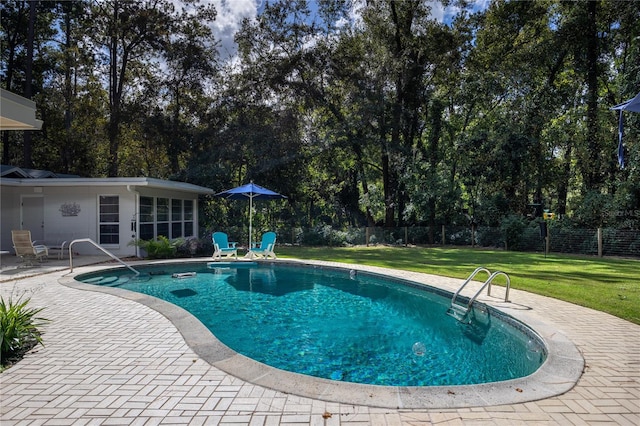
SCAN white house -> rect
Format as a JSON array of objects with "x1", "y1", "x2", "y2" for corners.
[{"x1": 1, "y1": 165, "x2": 214, "y2": 257}]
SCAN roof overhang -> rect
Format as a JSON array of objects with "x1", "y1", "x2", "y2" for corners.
[
  {"x1": 0, "y1": 88, "x2": 43, "y2": 130},
  {"x1": 0, "y1": 177, "x2": 214, "y2": 195}
]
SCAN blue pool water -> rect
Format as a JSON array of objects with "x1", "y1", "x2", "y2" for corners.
[{"x1": 77, "y1": 262, "x2": 546, "y2": 386}]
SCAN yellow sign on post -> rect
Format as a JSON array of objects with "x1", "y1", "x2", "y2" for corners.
[{"x1": 543, "y1": 212, "x2": 555, "y2": 220}]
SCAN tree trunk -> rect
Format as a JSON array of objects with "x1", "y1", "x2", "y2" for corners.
[
  {"x1": 584, "y1": 1, "x2": 600, "y2": 191},
  {"x1": 107, "y1": 2, "x2": 120, "y2": 177},
  {"x1": 352, "y1": 141, "x2": 375, "y2": 227},
  {"x1": 382, "y1": 149, "x2": 395, "y2": 227},
  {"x1": 170, "y1": 84, "x2": 181, "y2": 173},
  {"x1": 2, "y1": 2, "x2": 27, "y2": 164},
  {"x1": 22, "y1": 0, "x2": 36, "y2": 168},
  {"x1": 385, "y1": 79, "x2": 402, "y2": 228},
  {"x1": 62, "y1": 5, "x2": 73, "y2": 173},
  {"x1": 557, "y1": 143, "x2": 572, "y2": 215}
]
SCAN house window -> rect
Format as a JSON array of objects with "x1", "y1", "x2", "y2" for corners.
[
  {"x1": 157, "y1": 198, "x2": 170, "y2": 238},
  {"x1": 171, "y1": 199, "x2": 183, "y2": 238},
  {"x1": 137, "y1": 196, "x2": 195, "y2": 241},
  {"x1": 139, "y1": 196, "x2": 154, "y2": 240},
  {"x1": 99, "y1": 195, "x2": 119, "y2": 245},
  {"x1": 184, "y1": 200, "x2": 194, "y2": 236}
]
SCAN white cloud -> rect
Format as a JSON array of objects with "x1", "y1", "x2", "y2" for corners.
[
  {"x1": 429, "y1": 0, "x2": 490, "y2": 25},
  {"x1": 191, "y1": 0, "x2": 489, "y2": 61},
  {"x1": 170, "y1": 0, "x2": 259, "y2": 60},
  {"x1": 208, "y1": 0, "x2": 259, "y2": 59}
]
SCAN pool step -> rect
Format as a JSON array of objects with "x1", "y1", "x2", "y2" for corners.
[
  {"x1": 83, "y1": 276, "x2": 118, "y2": 285},
  {"x1": 207, "y1": 261, "x2": 258, "y2": 269},
  {"x1": 446, "y1": 304, "x2": 470, "y2": 323},
  {"x1": 462, "y1": 308, "x2": 491, "y2": 344},
  {"x1": 85, "y1": 274, "x2": 151, "y2": 287}
]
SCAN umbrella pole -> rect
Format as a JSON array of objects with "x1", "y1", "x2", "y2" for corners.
[{"x1": 249, "y1": 195, "x2": 253, "y2": 249}]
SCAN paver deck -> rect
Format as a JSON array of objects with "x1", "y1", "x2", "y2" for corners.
[{"x1": 0, "y1": 256, "x2": 638, "y2": 425}]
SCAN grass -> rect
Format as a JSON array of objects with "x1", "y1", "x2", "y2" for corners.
[{"x1": 275, "y1": 246, "x2": 640, "y2": 325}]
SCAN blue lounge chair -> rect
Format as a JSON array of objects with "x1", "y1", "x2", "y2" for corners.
[
  {"x1": 212, "y1": 232, "x2": 237, "y2": 260},
  {"x1": 248, "y1": 232, "x2": 277, "y2": 259}
]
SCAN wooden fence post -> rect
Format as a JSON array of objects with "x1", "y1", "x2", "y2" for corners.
[
  {"x1": 366, "y1": 226, "x2": 370, "y2": 247},
  {"x1": 598, "y1": 227, "x2": 603, "y2": 257},
  {"x1": 442, "y1": 224, "x2": 445, "y2": 245},
  {"x1": 546, "y1": 225, "x2": 550, "y2": 255},
  {"x1": 472, "y1": 224, "x2": 476, "y2": 248},
  {"x1": 404, "y1": 227, "x2": 408, "y2": 246}
]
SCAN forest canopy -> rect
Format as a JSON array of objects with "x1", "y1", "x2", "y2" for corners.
[{"x1": 2, "y1": 0, "x2": 639, "y2": 234}]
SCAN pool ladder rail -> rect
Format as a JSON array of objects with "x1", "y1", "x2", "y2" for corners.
[
  {"x1": 446, "y1": 267, "x2": 511, "y2": 323},
  {"x1": 68, "y1": 238, "x2": 140, "y2": 276}
]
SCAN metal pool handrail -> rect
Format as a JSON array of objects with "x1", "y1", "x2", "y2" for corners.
[
  {"x1": 447, "y1": 267, "x2": 511, "y2": 323},
  {"x1": 450, "y1": 266, "x2": 492, "y2": 308},
  {"x1": 68, "y1": 238, "x2": 140, "y2": 276}
]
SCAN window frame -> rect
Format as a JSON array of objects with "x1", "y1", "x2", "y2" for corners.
[
  {"x1": 137, "y1": 196, "x2": 196, "y2": 241},
  {"x1": 98, "y1": 195, "x2": 120, "y2": 246},
  {"x1": 139, "y1": 196, "x2": 155, "y2": 241}
]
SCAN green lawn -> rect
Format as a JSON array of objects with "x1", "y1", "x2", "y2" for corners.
[{"x1": 275, "y1": 246, "x2": 640, "y2": 325}]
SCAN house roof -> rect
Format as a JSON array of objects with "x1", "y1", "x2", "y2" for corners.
[
  {"x1": 0, "y1": 165, "x2": 80, "y2": 178},
  {"x1": 0, "y1": 89, "x2": 43, "y2": 130},
  {"x1": 0, "y1": 165, "x2": 214, "y2": 195}
]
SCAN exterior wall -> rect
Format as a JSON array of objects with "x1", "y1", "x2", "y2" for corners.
[
  {"x1": 0, "y1": 186, "x2": 23, "y2": 251},
  {"x1": 1, "y1": 181, "x2": 203, "y2": 258},
  {"x1": 0, "y1": 184, "x2": 137, "y2": 257},
  {"x1": 41, "y1": 185, "x2": 136, "y2": 257},
  {"x1": 41, "y1": 186, "x2": 97, "y2": 247}
]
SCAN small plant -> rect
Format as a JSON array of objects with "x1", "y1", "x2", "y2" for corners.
[
  {"x1": 0, "y1": 296, "x2": 49, "y2": 369},
  {"x1": 130, "y1": 236, "x2": 183, "y2": 259}
]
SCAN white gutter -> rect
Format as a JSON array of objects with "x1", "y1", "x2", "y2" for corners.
[
  {"x1": 127, "y1": 184, "x2": 141, "y2": 258},
  {"x1": 0, "y1": 177, "x2": 214, "y2": 194}
]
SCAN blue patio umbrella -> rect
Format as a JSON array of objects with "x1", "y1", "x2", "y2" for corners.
[
  {"x1": 214, "y1": 181, "x2": 287, "y2": 248},
  {"x1": 611, "y1": 91, "x2": 640, "y2": 168}
]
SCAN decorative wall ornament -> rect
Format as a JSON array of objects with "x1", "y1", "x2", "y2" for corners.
[{"x1": 60, "y1": 202, "x2": 81, "y2": 217}]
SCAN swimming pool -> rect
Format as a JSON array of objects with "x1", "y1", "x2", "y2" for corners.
[{"x1": 76, "y1": 261, "x2": 546, "y2": 387}]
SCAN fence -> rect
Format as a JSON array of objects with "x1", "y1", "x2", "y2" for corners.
[{"x1": 271, "y1": 225, "x2": 640, "y2": 258}]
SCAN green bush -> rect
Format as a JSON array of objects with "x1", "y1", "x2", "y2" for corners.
[
  {"x1": 476, "y1": 226, "x2": 503, "y2": 247},
  {"x1": 176, "y1": 236, "x2": 204, "y2": 257},
  {"x1": 131, "y1": 236, "x2": 183, "y2": 259},
  {"x1": 500, "y1": 214, "x2": 527, "y2": 250},
  {"x1": 1, "y1": 297, "x2": 48, "y2": 368}
]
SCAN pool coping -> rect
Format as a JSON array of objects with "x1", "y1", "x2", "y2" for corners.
[{"x1": 59, "y1": 258, "x2": 584, "y2": 409}]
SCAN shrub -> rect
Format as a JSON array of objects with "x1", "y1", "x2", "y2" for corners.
[
  {"x1": 500, "y1": 214, "x2": 527, "y2": 250},
  {"x1": 476, "y1": 226, "x2": 503, "y2": 247},
  {"x1": 176, "y1": 236, "x2": 203, "y2": 257},
  {"x1": 447, "y1": 227, "x2": 472, "y2": 245},
  {"x1": 407, "y1": 227, "x2": 432, "y2": 245},
  {"x1": 131, "y1": 236, "x2": 183, "y2": 259},
  {"x1": 198, "y1": 234, "x2": 215, "y2": 256},
  {"x1": 1, "y1": 296, "x2": 48, "y2": 368}
]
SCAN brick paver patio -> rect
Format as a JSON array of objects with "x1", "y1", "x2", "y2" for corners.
[{"x1": 0, "y1": 258, "x2": 638, "y2": 425}]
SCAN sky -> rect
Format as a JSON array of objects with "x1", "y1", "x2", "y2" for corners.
[
  {"x1": 208, "y1": 0, "x2": 259, "y2": 59},
  {"x1": 206, "y1": 0, "x2": 491, "y2": 60}
]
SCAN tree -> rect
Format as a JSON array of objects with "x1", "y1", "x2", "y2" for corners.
[
  {"x1": 2, "y1": 0, "x2": 636, "y2": 232},
  {"x1": 86, "y1": 0, "x2": 174, "y2": 177},
  {"x1": 33, "y1": 0, "x2": 100, "y2": 175},
  {"x1": 0, "y1": 0, "x2": 56, "y2": 166},
  {"x1": 160, "y1": 0, "x2": 218, "y2": 175}
]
